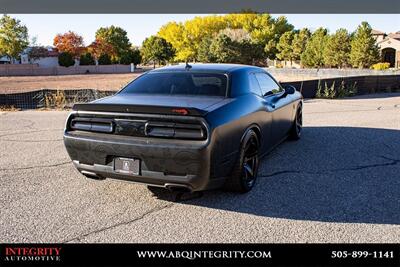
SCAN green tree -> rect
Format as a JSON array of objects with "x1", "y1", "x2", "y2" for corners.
[
  {"x1": 218, "y1": 28, "x2": 263, "y2": 65},
  {"x1": 95, "y1": 26, "x2": 131, "y2": 62},
  {"x1": 0, "y1": 15, "x2": 29, "y2": 63},
  {"x1": 120, "y1": 48, "x2": 142, "y2": 66},
  {"x1": 58, "y1": 52, "x2": 75, "y2": 67},
  {"x1": 131, "y1": 48, "x2": 142, "y2": 66},
  {"x1": 349, "y1": 22, "x2": 380, "y2": 68},
  {"x1": 292, "y1": 28, "x2": 311, "y2": 62},
  {"x1": 301, "y1": 28, "x2": 328, "y2": 68},
  {"x1": 98, "y1": 54, "x2": 112, "y2": 65},
  {"x1": 141, "y1": 36, "x2": 175, "y2": 68},
  {"x1": 323, "y1": 28, "x2": 351, "y2": 68},
  {"x1": 197, "y1": 37, "x2": 217, "y2": 63},
  {"x1": 79, "y1": 52, "x2": 95, "y2": 65},
  {"x1": 276, "y1": 31, "x2": 295, "y2": 64},
  {"x1": 259, "y1": 15, "x2": 294, "y2": 60},
  {"x1": 209, "y1": 34, "x2": 239, "y2": 63}
]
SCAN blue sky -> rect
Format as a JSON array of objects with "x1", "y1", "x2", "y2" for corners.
[{"x1": 10, "y1": 14, "x2": 400, "y2": 47}]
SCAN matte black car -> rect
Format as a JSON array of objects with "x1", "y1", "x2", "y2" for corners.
[{"x1": 63, "y1": 64, "x2": 303, "y2": 193}]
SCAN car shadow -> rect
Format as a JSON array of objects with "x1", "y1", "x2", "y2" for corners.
[{"x1": 151, "y1": 126, "x2": 400, "y2": 225}]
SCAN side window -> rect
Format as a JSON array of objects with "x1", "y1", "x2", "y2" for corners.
[
  {"x1": 254, "y1": 73, "x2": 282, "y2": 96},
  {"x1": 249, "y1": 73, "x2": 262, "y2": 96}
]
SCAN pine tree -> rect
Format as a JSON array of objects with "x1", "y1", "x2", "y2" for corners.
[
  {"x1": 292, "y1": 28, "x2": 311, "y2": 62},
  {"x1": 276, "y1": 31, "x2": 295, "y2": 65},
  {"x1": 323, "y1": 28, "x2": 351, "y2": 68},
  {"x1": 300, "y1": 28, "x2": 328, "y2": 68},
  {"x1": 349, "y1": 22, "x2": 380, "y2": 68}
]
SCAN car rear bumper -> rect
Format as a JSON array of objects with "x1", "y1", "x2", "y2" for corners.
[{"x1": 63, "y1": 131, "x2": 223, "y2": 191}]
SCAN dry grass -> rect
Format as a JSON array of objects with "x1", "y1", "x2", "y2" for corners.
[
  {"x1": 0, "y1": 73, "x2": 143, "y2": 94},
  {"x1": 0, "y1": 105, "x2": 20, "y2": 111},
  {"x1": 44, "y1": 90, "x2": 67, "y2": 109}
]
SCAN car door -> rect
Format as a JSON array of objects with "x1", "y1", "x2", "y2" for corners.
[
  {"x1": 248, "y1": 73, "x2": 274, "y2": 153},
  {"x1": 254, "y1": 72, "x2": 294, "y2": 146}
]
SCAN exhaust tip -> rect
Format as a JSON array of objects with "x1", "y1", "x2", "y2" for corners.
[
  {"x1": 165, "y1": 184, "x2": 192, "y2": 193},
  {"x1": 81, "y1": 170, "x2": 104, "y2": 180}
]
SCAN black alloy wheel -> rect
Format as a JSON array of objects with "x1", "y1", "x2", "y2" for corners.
[
  {"x1": 242, "y1": 135, "x2": 259, "y2": 189},
  {"x1": 224, "y1": 129, "x2": 259, "y2": 193},
  {"x1": 296, "y1": 106, "x2": 303, "y2": 136}
]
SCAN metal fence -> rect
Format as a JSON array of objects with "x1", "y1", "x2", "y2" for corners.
[
  {"x1": 281, "y1": 75, "x2": 400, "y2": 98},
  {"x1": 0, "y1": 89, "x2": 116, "y2": 109}
]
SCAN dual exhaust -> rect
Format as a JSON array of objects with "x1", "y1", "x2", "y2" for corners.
[{"x1": 81, "y1": 171, "x2": 192, "y2": 193}]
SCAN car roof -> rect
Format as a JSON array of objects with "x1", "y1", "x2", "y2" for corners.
[{"x1": 149, "y1": 63, "x2": 263, "y2": 74}]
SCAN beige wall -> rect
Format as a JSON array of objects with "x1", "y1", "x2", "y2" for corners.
[{"x1": 0, "y1": 64, "x2": 133, "y2": 76}]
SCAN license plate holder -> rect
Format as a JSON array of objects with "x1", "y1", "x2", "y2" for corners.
[{"x1": 113, "y1": 157, "x2": 140, "y2": 175}]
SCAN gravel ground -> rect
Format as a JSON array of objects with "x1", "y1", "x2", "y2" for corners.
[{"x1": 0, "y1": 93, "x2": 399, "y2": 243}]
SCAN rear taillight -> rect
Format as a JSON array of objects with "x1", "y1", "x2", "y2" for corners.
[
  {"x1": 145, "y1": 121, "x2": 206, "y2": 140},
  {"x1": 70, "y1": 118, "x2": 113, "y2": 133},
  {"x1": 67, "y1": 114, "x2": 207, "y2": 140}
]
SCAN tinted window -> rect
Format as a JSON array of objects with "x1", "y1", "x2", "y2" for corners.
[
  {"x1": 254, "y1": 73, "x2": 282, "y2": 96},
  {"x1": 120, "y1": 72, "x2": 227, "y2": 96},
  {"x1": 249, "y1": 73, "x2": 262, "y2": 96}
]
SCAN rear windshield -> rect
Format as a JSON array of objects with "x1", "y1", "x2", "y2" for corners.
[{"x1": 120, "y1": 72, "x2": 227, "y2": 97}]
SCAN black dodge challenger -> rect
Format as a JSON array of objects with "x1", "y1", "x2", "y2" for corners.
[{"x1": 64, "y1": 64, "x2": 303, "y2": 193}]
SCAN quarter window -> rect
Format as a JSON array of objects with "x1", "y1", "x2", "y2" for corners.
[
  {"x1": 249, "y1": 73, "x2": 263, "y2": 96},
  {"x1": 254, "y1": 73, "x2": 282, "y2": 96}
]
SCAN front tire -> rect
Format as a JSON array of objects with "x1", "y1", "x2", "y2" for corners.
[{"x1": 224, "y1": 129, "x2": 259, "y2": 193}]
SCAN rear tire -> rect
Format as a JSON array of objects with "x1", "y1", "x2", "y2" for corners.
[
  {"x1": 223, "y1": 129, "x2": 259, "y2": 193},
  {"x1": 289, "y1": 104, "x2": 302, "y2": 140}
]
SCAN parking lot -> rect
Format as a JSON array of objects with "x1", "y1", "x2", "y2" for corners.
[{"x1": 1, "y1": 93, "x2": 399, "y2": 243}]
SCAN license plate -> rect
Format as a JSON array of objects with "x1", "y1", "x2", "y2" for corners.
[{"x1": 114, "y1": 157, "x2": 140, "y2": 175}]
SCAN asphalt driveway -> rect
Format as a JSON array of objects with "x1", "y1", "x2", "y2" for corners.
[{"x1": 0, "y1": 93, "x2": 399, "y2": 243}]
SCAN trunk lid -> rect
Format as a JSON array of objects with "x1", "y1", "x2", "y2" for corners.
[{"x1": 73, "y1": 94, "x2": 229, "y2": 116}]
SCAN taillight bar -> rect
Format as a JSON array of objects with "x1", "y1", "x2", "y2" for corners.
[
  {"x1": 144, "y1": 121, "x2": 205, "y2": 140},
  {"x1": 70, "y1": 118, "x2": 113, "y2": 133}
]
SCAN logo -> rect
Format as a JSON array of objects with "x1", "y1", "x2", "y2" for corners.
[
  {"x1": 123, "y1": 160, "x2": 130, "y2": 171},
  {"x1": 3, "y1": 247, "x2": 62, "y2": 263}
]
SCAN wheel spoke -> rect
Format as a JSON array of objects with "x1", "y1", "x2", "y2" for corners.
[
  {"x1": 246, "y1": 151, "x2": 258, "y2": 158},
  {"x1": 243, "y1": 163, "x2": 254, "y2": 177},
  {"x1": 241, "y1": 136, "x2": 259, "y2": 188}
]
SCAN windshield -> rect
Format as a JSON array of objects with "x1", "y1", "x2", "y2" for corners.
[{"x1": 120, "y1": 72, "x2": 228, "y2": 97}]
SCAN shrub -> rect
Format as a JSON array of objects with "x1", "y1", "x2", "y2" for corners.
[
  {"x1": 79, "y1": 52, "x2": 95, "y2": 65},
  {"x1": 98, "y1": 54, "x2": 112, "y2": 65},
  {"x1": 370, "y1": 62, "x2": 390, "y2": 70},
  {"x1": 316, "y1": 80, "x2": 358, "y2": 99},
  {"x1": 323, "y1": 81, "x2": 336, "y2": 99},
  {"x1": 58, "y1": 52, "x2": 75, "y2": 67},
  {"x1": 44, "y1": 90, "x2": 66, "y2": 109}
]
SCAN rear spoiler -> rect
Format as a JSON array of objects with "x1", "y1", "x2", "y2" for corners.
[{"x1": 72, "y1": 103, "x2": 207, "y2": 116}]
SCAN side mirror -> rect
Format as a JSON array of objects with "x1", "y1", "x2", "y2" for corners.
[{"x1": 283, "y1": 85, "x2": 296, "y2": 95}]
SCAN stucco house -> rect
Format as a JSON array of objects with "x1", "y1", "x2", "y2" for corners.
[
  {"x1": 20, "y1": 46, "x2": 60, "y2": 67},
  {"x1": 372, "y1": 29, "x2": 387, "y2": 42},
  {"x1": 374, "y1": 30, "x2": 400, "y2": 68}
]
